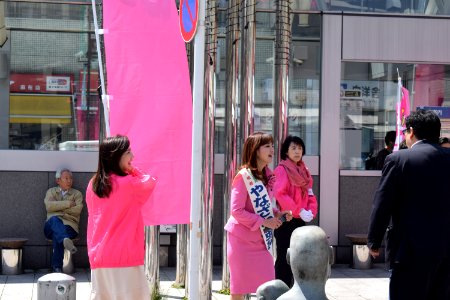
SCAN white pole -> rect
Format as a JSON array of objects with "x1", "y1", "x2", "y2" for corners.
[
  {"x1": 91, "y1": 0, "x2": 110, "y2": 137},
  {"x1": 394, "y1": 68, "x2": 402, "y2": 151},
  {"x1": 188, "y1": 0, "x2": 206, "y2": 299}
]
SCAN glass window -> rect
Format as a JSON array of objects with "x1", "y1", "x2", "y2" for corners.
[
  {"x1": 288, "y1": 14, "x2": 321, "y2": 156},
  {"x1": 340, "y1": 62, "x2": 450, "y2": 170},
  {"x1": 2, "y1": 2, "x2": 101, "y2": 151}
]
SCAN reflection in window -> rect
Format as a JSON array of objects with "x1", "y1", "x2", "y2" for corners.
[
  {"x1": 288, "y1": 41, "x2": 320, "y2": 155},
  {"x1": 340, "y1": 62, "x2": 450, "y2": 170},
  {"x1": 3, "y1": 2, "x2": 100, "y2": 151}
]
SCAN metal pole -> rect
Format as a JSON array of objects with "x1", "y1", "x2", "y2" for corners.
[
  {"x1": 174, "y1": 42, "x2": 195, "y2": 291},
  {"x1": 199, "y1": 2, "x2": 217, "y2": 298},
  {"x1": 174, "y1": 224, "x2": 187, "y2": 287},
  {"x1": 273, "y1": 0, "x2": 292, "y2": 164},
  {"x1": 145, "y1": 225, "x2": 160, "y2": 298},
  {"x1": 90, "y1": 0, "x2": 110, "y2": 137},
  {"x1": 187, "y1": 0, "x2": 206, "y2": 298},
  {"x1": 222, "y1": 0, "x2": 241, "y2": 291},
  {"x1": 240, "y1": 0, "x2": 256, "y2": 140}
]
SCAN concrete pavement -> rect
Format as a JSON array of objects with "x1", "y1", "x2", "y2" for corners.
[{"x1": 0, "y1": 264, "x2": 390, "y2": 300}]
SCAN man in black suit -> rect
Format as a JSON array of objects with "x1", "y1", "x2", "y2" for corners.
[{"x1": 368, "y1": 109, "x2": 450, "y2": 300}]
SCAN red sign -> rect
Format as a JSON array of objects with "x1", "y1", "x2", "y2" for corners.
[
  {"x1": 10, "y1": 73, "x2": 73, "y2": 94},
  {"x1": 179, "y1": 0, "x2": 198, "y2": 42}
]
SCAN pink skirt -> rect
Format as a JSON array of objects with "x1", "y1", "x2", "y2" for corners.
[{"x1": 227, "y1": 231, "x2": 275, "y2": 294}]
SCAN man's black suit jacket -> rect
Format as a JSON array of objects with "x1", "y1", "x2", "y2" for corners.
[{"x1": 368, "y1": 140, "x2": 450, "y2": 268}]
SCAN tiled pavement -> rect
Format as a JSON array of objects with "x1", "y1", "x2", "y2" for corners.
[{"x1": 0, "y1": 264, "x2": 390, "y2": 300}]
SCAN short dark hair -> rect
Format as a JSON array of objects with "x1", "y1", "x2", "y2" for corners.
[
  {"x1": 385, "y1": 131, "x2": 396, "y2": 146},
  {"x1": 439, "y1": 137, "x2": 449, "y2": 145},
  {"x1": 280, "y1": 135, "x2": 306, "y2": 160},
  {"x1": 405, "y1": 109, "x2": 441, "y2": 143}
]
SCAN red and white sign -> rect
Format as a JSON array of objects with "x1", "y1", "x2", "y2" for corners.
[
  {"x1": 10, "y1": 73, "x2": 73, "y2": 93},
  {"x1": 46, "y1": 76, "x2": 71, "y2": 92}
]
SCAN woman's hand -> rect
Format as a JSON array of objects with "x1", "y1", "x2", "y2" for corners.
[
  {"x1": 263, "y1": 217, "x2": 282, "y2": 229},
  {"x1": 275, "y1": 210, "x2": 293, "y2": 222}
]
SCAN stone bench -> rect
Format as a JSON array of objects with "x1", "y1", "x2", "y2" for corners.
[
  {"x1": 0, "y1": 238, "x2": 28, "y2": 275},
  {"x1": 345, "y1": 234, "x2": 372, "y2": 270}
]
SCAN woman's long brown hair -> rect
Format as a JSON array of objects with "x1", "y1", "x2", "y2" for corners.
[
  {"x1": 240, "y1": 132, "x2": 273, "y2": 184},
  {"x1": 92, "y1": 135, "x2": 129, "y2": 198}
]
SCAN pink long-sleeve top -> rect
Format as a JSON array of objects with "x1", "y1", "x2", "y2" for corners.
[
  {"x1": 86, "y1": 169, "x2": 156, "y2": 269},
  {"x1": 273, "y1": 164, "x2": 317, "y2": 219},
  {"x1": 224, "y1": 168, "x2": 278, "y2": 241}
]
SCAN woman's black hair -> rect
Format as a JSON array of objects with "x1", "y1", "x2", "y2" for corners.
[
  {"x1": 280, "y1": 135, "x2": 306, "y2": 160},
  {"x1": 92, "y1": 135, "x2": 130, "y2": 198}
]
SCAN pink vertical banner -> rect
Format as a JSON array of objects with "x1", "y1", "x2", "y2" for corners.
[
  {"x1": 394, "y1": 85, "x2": 410, "y2": 151},
  {"x1": 103, "y1": 0, "x2": 192, "y2": 224}
]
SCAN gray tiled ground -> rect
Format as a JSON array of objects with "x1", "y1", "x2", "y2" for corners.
[{"x1": 0, "y1": 264, "x2": 390, "y2": 300}]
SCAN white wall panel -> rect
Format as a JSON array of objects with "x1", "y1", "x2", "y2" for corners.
[
  {"x1": 343, "y1": 16, "x2": 450, "y2": 63},
  {"x1": 320, "y1": 14, "x2": 342, "y2": 245}
]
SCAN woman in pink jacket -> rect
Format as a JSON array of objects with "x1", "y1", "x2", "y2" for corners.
[
  {"x1": 225, "y1": 132, "x2": 292, "y2": 300},
  {"x1": 86, "y1": 135, "x2": 156, "y2": 300},
  {"x1": 273, "y1": 135, "x2": 318, "y2": 286}
]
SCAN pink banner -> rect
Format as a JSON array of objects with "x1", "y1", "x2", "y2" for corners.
[
  {"x1": 394, "y1": 86, "x2": 410, "y2": 151},
  {"x1": 103, "y1": 0, "x2": 192, "y2": 224}
]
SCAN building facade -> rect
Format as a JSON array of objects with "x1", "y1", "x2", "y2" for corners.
[{"x1": 1, "y1": 0, "x2": 450, "y2": 269}]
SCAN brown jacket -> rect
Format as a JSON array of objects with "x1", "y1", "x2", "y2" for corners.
[{"x1": 44, "y1": 187, "x2": 83, "y2": 233}]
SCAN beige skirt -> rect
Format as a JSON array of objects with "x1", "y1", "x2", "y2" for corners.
[{"x1": 90, "y1": 265, "x2": 150, "y2": 300}]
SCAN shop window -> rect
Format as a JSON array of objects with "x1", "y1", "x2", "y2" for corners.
[
  {"x1": 1, "y1": 1, "x2": 101, "y2": 151},
  {"x1": 340, "y1": 62, "x2": 450, "y2": 170}
]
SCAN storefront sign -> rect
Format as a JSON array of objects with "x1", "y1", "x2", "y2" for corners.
[
  {"x1": 10, "y1": 73, "x2": 73, "y2": 93},
  {"x1": 46, "y1": 76, "x2": 71, "y2": 92}
]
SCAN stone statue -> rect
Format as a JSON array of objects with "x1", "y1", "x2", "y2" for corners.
[
  {"x1": 256, "y1": 279, "x2": 289, "y2": 300},
  {"x1": 257, "y1": 225, "x2": 332, "y2": 300}
]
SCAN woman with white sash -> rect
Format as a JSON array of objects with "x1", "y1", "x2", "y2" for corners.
[
  {"x1": 225, "y1": 132, "x2": 293, "y2": 300},
  {"x1": 273, "y1": 135, "x2": 318, "y2": 287}
]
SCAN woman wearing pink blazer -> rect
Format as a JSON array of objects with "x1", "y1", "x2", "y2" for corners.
[
  {"x1": 225, "y1": 132, "x2": 292, "y2": 300},
  {"x1": 273, "y1": 135, "x2": 318, "y2": 287}
]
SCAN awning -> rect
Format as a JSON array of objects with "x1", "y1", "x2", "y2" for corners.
[{"x1": 9, "y1": 94, "x2": 72, "y2": 124}]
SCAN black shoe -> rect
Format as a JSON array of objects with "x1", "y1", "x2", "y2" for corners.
[{"x1": 52, "y1": 267, "x2": 62, "y2": 273}]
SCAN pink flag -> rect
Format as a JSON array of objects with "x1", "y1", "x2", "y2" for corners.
[
  {"x1": 103, "y1": 1, "x2": 192, "y2": 224},
  {"x1": 394, "y1": 83, "x2": 410, "y2": 151}
]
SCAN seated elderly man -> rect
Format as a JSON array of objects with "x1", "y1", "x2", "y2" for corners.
[{"x1": 44, "y1": 168, "x2": 83, "y2": 273}]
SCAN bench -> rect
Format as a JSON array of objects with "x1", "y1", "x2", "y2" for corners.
[{"x1": 345, "y1": 234, "x2": 372, "y2": 269}]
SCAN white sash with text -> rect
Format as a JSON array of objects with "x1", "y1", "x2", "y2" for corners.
[{"x1": 239, "y1": 168, "x2": 275, "y2": 255}]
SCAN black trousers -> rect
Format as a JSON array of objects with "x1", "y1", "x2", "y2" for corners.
[
  {"x1": 390, "y1": 259, "x2": 450, "y2": 300},
  {"x1": 274, "y1": 217, "x2": 305, "y2": 287}
]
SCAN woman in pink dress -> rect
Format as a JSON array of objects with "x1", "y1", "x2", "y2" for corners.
[
  {"x1": 273, "y1": 135, "x2": 318, "y2": 286},
  {"x1": 225, "y1": 132, "x2": 292, "y2": 300},
  {"x1": 86, "y1": 135, "x2": 157, "y2": 300}
]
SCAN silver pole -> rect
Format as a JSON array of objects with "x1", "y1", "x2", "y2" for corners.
[
  {"x1": 240, "y1": 0, "x2": 256, "y2": 139},
  {"x1": 222, "y1": 0, "x2": 241, "y2": 291},
  {"x1": 273, "y1": 0, "x2": 292, "y2": 164},
  {"x1": 90, "y1": 0, "x2": 110, "y2": 136},
  {"x1": 188, "y1": 0, "x2": 206, "y2": 298},
  {"x1": 174, "y1": 224, "x2": 187, "y2": 288},
  {"x1": 199, "y1": 2, "x2": 217, "y2": 298},
  {"x1": 145, "y1": 225, "x2": 160, "y2": 298}
]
